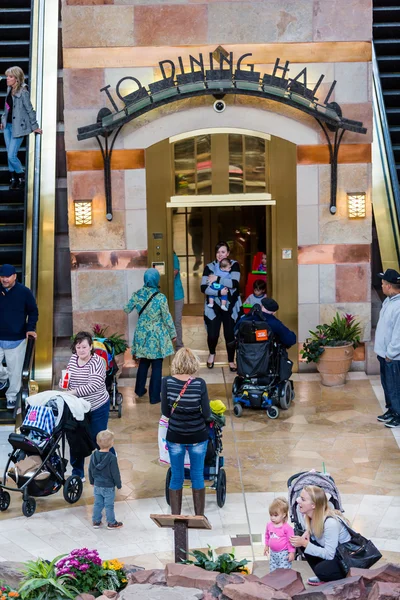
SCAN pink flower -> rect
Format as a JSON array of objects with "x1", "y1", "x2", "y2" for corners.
[{"x1": 79, "y1": 564, "x2": 90, "y2": 571}]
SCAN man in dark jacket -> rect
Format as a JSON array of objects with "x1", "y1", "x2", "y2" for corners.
[
  {"x1": 0, "y1": 264, "x2": 38, "y2": 409},
  {"x1": 235, "y1": 298, "x2": 296, "y2": 348}
]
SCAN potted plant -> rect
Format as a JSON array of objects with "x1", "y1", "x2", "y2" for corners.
[
  {"x1": 183, "y1": 546, "x2": 250, "y2": 575},
  {"x1": 300, "y1": 313, "x2": 362, "y2": 386}
]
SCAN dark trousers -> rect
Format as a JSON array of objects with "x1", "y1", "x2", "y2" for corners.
[
  {"x1": 135, "y1": 357, "x2": 163, "y2": 404},
  {"x1": 205, "y1": 307, "x2": 236, "y2": 362},
  {"x1": 304, "y1": 553, "x2": 344, "y2": 582},
  {"x1": 71, "y1": 400, "x2": 114, "y2": 478},
  {"x1": 378, "y1": 355, "x2": 400, "y2": 415}
]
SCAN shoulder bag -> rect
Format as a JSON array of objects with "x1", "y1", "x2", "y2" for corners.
[
  {"x1": 158, "y1": 378, "x2": 192, "y2": 465},
  {"x1": 139, "y1": 291, "x2": 160, "y2": 317},
  {"x1": 335, "y1": 518, "x2": 382, "y2": 575}
]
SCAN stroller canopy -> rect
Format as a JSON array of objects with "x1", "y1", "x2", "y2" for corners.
[{"x1": 288, "y1": 470, "x2": 344, "y2": 518}]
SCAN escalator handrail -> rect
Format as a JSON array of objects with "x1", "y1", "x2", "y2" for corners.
[
  {"x1": 20, "y1": 334, "x2": 35, "y2": 414},
  {"x1": 372, "y1": 43, "x2": 400, "y2": 224}
]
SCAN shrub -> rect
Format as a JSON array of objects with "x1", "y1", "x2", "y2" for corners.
[
  {"x1": 56, "y1": 548, "x2": 103, "y2": 594},
  {"x1": 18, "y1": 556, "x2": 79, "y2": 600},
  {"x1": 183, "y1": 546, "x2": 249, "y2": 574}
]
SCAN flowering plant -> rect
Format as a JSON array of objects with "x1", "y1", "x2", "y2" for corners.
[
  {"x1": 92, "y1": 324, "x2": 128, "y2": 355},
  {"x1": 97, "y1": 559, "x2": 128, "y2": 593},
  {"x1": 0, "y1": 582, "x2": 20, "y2": 599},
  {"x1": 301, "y1": 312, "x2": 362, "y2": 363},
  {"x1": 56, "y1": 548, "x2": 103, "y2": 594},
  {"x1": 18, "y1": 556, "x2": 79, "y2": 600}
]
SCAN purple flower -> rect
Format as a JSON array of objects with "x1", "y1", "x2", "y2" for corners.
[{"x1": 79, "y1": 564, "x2": 90, "y2": 571}]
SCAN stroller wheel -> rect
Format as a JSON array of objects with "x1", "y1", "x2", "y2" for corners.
[
  {"x1": 233, "y1": 404, "x2": 243, "y2": 418},
  {"x1": 22, "y1": 497, "x2": 36, "y2": 517},
  {"x1": 216, "y1": 468, "x2": 227, "y2": 508},
  {"x1": 118, "y1": 402, "x2": 122, "y2": 418},
  {"x1": 279, "y1": 381, "x2": 292, "y2": 410},
  {"x1": 267, "y1": 406, "x2": 279, "y2": 419},
  {"x1": 165, "y1": 467, "x2": 172, "y2": 506},
  {"x1": 63, "y1": 475, "x2": 83, "y2": 504},
  {"x1": 0, "y1": 490, "x2": 10, "y2": 511},
  {"x1": 116, "y1": 392, "x2": 123, "y2": 406}
]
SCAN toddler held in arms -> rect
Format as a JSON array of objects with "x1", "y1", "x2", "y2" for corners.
[
  {"x1": 264, "y1": 497, "x2": 295, "y2": 572},
  {"x1": 207, "y1": 257, "x2": 232, "y2": 312}
]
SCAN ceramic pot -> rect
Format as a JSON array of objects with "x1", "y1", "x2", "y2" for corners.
[{"x1": 317, "y1": 342, "x2": 354, "y2": 386}]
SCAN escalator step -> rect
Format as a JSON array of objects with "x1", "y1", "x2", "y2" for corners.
[{"x1": 373, "y1": 7, "x2": 400, "y2": 24}]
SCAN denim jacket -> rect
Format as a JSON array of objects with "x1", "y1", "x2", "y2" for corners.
[{"x1": 1, "y1": 85, "x2": 39, "y2": 138}]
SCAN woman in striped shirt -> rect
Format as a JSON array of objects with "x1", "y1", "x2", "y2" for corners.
[
  {"x1": 161, "y1": 348, "x2": 211, "y2": 517},
  {"x1": 62, "y1": 331, "x2": 111, "y2": 480}
]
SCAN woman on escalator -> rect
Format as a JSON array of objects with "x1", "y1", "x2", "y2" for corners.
[{"x1": 0, "y1": 66, "x2": 42, "y2": 189}]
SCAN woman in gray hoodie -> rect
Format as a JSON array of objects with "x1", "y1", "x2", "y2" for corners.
[{"x1": 0, "y1": 66, "x2": 42, "y2": 189}]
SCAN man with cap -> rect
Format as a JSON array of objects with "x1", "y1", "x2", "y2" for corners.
[
  {"x1": 235, "y1": 297, "x2": 296, "y2": 348},
  {"x1": 374, "y1": 268, "x2": 400, "y2": 428},
  {"x1": 0, "y1": 264, "x2": 38, "y2": 409}
]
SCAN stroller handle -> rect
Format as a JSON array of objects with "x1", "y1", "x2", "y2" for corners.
[{"x1": 287, "y1": 471, "x2": 308, "y2": 488}]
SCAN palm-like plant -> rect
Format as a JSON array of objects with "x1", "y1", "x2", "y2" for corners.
[
  {"x1": 301, "y1": 312, "x2": 362, "y2": 364},
  {"x1": 18, "y1": 555, "x2": 79, "y2": 600}
]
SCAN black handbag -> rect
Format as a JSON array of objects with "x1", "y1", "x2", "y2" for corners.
[{"x1": 335, "y1": 518, "x2": 382, "y2": 575}]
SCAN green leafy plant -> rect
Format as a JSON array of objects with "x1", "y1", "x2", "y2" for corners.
[
  {"x1": 18, "y1": 555, "x2": 79, "y2": 600},
  {"x1": 92, "y1": 324, "x2": 129, "y2": 355},
  {"x1": 56, "y1": 548, "x2": 103, "y2": 594},
  {"x1": 183, "y1": 546, "x2": 249, "y2": 574},
  {"x1": 301, "y1": 312, "x2": 362, "y2": 364},
  {"x1": 96, "y1": 559, "x2": 128, "y2": 593}
]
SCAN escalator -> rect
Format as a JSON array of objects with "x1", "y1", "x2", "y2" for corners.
[
  {"x1": 372, "y1": 0, "x2": 400, "y2": 272},
  {"x1": 0, "y1": 0, "x2": 32, "y2": 281},
  {"x1": 0, "y1": 337, "x2": 35, "y2": 425}
]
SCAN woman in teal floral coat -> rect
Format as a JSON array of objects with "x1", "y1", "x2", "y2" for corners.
[{"x1": 124, "y1": 268, "x2": 176, "y2": 404}]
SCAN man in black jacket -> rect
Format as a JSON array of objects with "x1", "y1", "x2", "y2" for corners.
[{"x1": 0, "y1": 264, "x2": 38, "y2": 409}]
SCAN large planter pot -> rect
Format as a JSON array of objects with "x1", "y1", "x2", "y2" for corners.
[{"x1": 316, "y1": 342, "x2": 354, "y2": 387}]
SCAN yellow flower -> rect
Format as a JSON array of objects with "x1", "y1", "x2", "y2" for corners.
[{"x1": 121, "y1": 578, "x2": 127, "y2": 583}]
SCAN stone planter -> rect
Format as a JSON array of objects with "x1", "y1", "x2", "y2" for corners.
[{"x1": 317, "y1": 342, "x2": 354, "y2": 387}]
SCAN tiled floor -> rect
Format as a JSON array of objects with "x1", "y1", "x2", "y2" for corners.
[{"x1": 0, "y1": 366, "x2": 399, "y2": 569}]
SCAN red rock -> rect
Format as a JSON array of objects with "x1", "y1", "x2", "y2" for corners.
[
  {"x1": 261, "y1": 569, "x2": 306, "y2": 595},
  {"x1": 75, "y1": 595, "x2": 96, "y2": 600},
  {"x1": 292, "y1": 575, "x2": 367, "y2": 600},
  {"x1": 127, "y1": 568, "x2": 166, "y2": 585},
  {"x1": 165, "y1": 563, "x2": 218, "y2": 590},
  {"x1": 350, "y1": 564, "x2": 400, "y2": 584},
  {"x1": 223, "y1": 581, "x2": 291, "y2": 600},
  {"x1": 367, "y1": 581, "x2": 400, "y2": 600},
  {"x1": 101, "y1": 592, "x2": 118, "y2": 599},
  {"x1": 216, "y1": 573, "x2": 247, "y2": 589}
]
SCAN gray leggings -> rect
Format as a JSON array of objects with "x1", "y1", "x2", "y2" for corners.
[{"x1": 269, "y1": 550, "x2": 292, "y2": 572}]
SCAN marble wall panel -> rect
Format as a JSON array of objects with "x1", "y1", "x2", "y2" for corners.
[
  {"x1": 320, "y1": 302, "x2": 371, "y2": 341},
  {"x1": 69, "y1": 170, "x2": 125, "y2": 210},
  {"x1": 313, "y1": 0, "x2": 372, "y2": 42},
  {"x1": 125, "y1": 169, "x2": 146, "y2": 210},
  {"x1": 298, "y1": 264, "x2": 319, "y2": 304},
  {"x1": 299, "y1": 303, "x2": 320, "y2": 341},
  {"x1": 63, "y1": 6, "x2": 135, "y2": 47},
  {"x1": 72, "y1": 309, "x2": 128, "y2": 339},
  {"x1": 63, "y1": 69, "x2": 105, "y2": 109},
  {"x1": 319, "y1": 264, "x2": 336, "y2": 303},
  {"x1": 297, "y1": 165, "x2": 318, "y2": 205},
  {"x1": 71, "y1": 250, "x2": 147, "y2": 270},
  {"x1": 336, "y1": 264, "x2": 371, "y2": 303},
  {"x1": 126, "y1": 268, "x2": 147, "y2": 343},
  {"x1": 208, "y1": 1, "x2": 313, "y2": 44},
  {"x1": 298, "y1": 244, "x2": 370, "y2": 264},
  {"x1": 67, "y1": 0, "x2": 113, "y2": 4},
  {"x1": 319, "y1": 103, "x2": 372, "y2": 145},
  {"x1": 64, "y1": 108, "x2": 124, "y2": 151},
  {"x1": 319, "y1": 163, "x2": 370, "y2": 206},
  {"x1": 125, "y1": 209, "x2": 148, "y2": 250},
  {"x1": 319, "y1": 206, "x2": 372, "y2": 245},
  {"x1": 334, "y1": 63, "x2": 369, "y2": 104},
  {"x1": 297, "y1": 205, "x2": 319, "y2": 245},
  {"x1": 75, "y1": 270, "x2": 127, "y2": 310},
  {"x1": 69, "y1": 207, "x2": 126, "y2": 251},
  {"x1": 134, "y1": 5, "x2": 207, "y2": 45}
]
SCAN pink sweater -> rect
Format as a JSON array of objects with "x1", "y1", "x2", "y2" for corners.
[{"x1": 265, "y1": 522, "x2": 295, "y2": 553}]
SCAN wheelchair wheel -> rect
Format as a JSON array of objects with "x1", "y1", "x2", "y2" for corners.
[
  {"x1": 267, "y1": 406, "x2": 279, "y2": 419},
  {"x1": 216, "y1": 468, "x2": 226, "y2": 508},
  {"x1": 290, "y1": 381, "x2": 295, "y2": 401},
  {"x1": 0, "y1": 490, "x2": 10, "y2": 511},
  {"x1": 165, "y1": 467, "x2": 172, "y2": 506},
  {"x1": 22, "y1": 497, "x2": 36, "y2": 517},
  {"x1": 279, "y1": 381, "x2": 292, "y2": 410},
  {"x1": 232, "y1": 376, "x2": 242, "y2": 396},
  {"x1": 233, "y1": 403, "x2": 243, "y2": 418},
  {"x1": 63, "y1": 475, "x2": 83, "y2": 504}
]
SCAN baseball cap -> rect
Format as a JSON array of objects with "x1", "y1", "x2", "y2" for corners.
[
  {"x1": 261, "y1": 297, "x2": 279, "y2": 312},
  {"x1": 0, "y1": 264, "x2": 16, "y2": 277},
  {"x1": 377, "y1": 269, "x2": 400, "y2": 284}
]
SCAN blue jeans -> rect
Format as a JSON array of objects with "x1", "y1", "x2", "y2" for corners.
[
  {"x1": 71, "y1": 401, "x2": 114, "y2": 478},
  {"x1": 167, "y1": 440, "x2": 208, "y2": 490},
  {"x1": 3, "y1": 123, "x2": 24, "y2": 173},
  {"x1": 135, "y1": 357, "x2": 163, "y2": 404},
  {"x1": 93, "y1": 486, "x2": 116, "y2": 524},
  {"x1": 378, "y1": 355, "x2": 400, "y2": 415}
]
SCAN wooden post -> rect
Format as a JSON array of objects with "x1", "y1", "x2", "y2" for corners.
[{"x1": 150, "y1": 514, "x2": 212, "y2": 563}]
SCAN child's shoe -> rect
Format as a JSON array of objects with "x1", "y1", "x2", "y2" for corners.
[
  {"x1": 93, "y1": 521, "x2": 102, "y2": 528},
  {"x1": 107, "y1": 521, "x2": 123, "y2": 529},
  {"x1": 207, "y1": 302, "x2": 214, "y2": 308},
  {"x1": 221, "y1": 305, "x2": 228, "y2": 311},
  {"x1": 307, "y1": 577, "x2": 324, "y2": 586}
]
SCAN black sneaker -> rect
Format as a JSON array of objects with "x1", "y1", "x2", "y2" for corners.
[
  {"x1": 377, "y1": 409, "x2": 394, "y2": 422},
  {"x1": 107, "y1": 521, "x2": 123, "y2": 529},
  {"x1": 385, "y1": 417, "x2": 400, "y2": 428}
]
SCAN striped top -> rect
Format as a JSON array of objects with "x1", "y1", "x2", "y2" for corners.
[
  {"x1": 66, "y1": 353, "x2": 109, "y2": 411},
  {"x1": 161, "y1": 376, "x2": 211, "y2": 444}
]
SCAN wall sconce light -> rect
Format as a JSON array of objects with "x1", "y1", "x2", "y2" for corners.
[
  {"x1": 74, "y1": 199, "x2": 92, "y2": 225},
  {"x1": 347, "y1": 193, "x2": 366, "y2": 219}
]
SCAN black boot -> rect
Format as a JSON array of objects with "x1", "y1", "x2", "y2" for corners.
[
  {"x1": 192, "y1": 488, "x2": 205, "y2": 516},
  {"x1": 16, "y1": 174, "x2": 25, "y2": 189},
  {"x1": 169, "y1": 488, "x2": 182, "y2": 515},
  {"x1": 9, "y1": 173, "x2": 17, "y2": 189}
]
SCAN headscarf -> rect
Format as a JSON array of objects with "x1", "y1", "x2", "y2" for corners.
[{"x1": 144, "y1": 268, "x2": 160, "y2": 289}]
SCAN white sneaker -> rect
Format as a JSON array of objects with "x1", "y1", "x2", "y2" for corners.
[
  {"x1": 0, "y1": 380, "x2": 8, "y2": 391},
  {"x1": 221, "y1": 305, "x2": 228, "y2": 311},
  {"x1": 207, "y1": 303, "x2": 214, "y2": 308},
  {"x1": 6, "y1": 401, "x2": 16, "y2": 410},
  {"x1": 81, "y1": 477, "x2": 86, "y2": 483}
]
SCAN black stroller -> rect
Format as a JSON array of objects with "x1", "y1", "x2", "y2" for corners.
[
  {"x1": 164, "y1": 416, "x2": 227, "y2": 508},
  {"x1": 93, "y1": 337, "x2": 123, "y2": 418},
  {"x1": 0, "y1": 395, "x2": 87, "y2": 517},
  {"x1": 232, "y1": 306, "x2": 295, "y2": 419}
]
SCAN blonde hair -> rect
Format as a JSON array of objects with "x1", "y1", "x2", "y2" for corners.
[
  {"x1": 303, "y1": 485, "x2": 338, "y2": 539},
  {"x1": 96, "y1": 429, "x2": 114, "y2": 449},
  {"x1": 5, "y1": 66, "x2": 25, "y2": 94},
  {"x1": 269, "y1": 497, "x2": 289, "y2": 522},
  {"x1": 171, "y1": 347, "x2": 201, "y2": 375}
]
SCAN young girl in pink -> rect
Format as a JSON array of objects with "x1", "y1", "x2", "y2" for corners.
[{"x1": 264, "y1": 497, "x2": 295, "y2": 572}]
